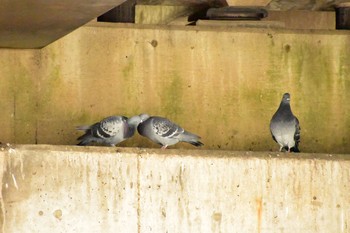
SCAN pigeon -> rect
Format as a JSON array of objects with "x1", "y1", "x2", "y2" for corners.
[
  {"x1": 137, "y1": 116, "x2": 204, "y2": 149},
  {"x1": 76, "y1": 113, "x2": 149, "y2": 146},
  {"x1": 270, "y1": 93, "x2": 300, "y2": 152}
]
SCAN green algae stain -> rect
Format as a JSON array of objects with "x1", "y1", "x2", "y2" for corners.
[
  {"x1": 76, "y1": 111, "x2": 92, "y2": 124},
  {"x1": 122, "y1": 59, "x2": 134, "y2": 79},
  {"x1": 37, "y1": 65, "x2": 63, "y2": 116},
  {"x1": 266, "y1": 37, "x2": 284, "y2": 83},
  {"x1": 161, "y1": 72, "x2": 183, "y2": 119},
  {"x1": 10, "y1": 59, "x2": 41, "y2": 143},
  {"x1": 45, "y1": 65, "x2": 61, "y2": 97},
  {"x1": 293, "y1": 42, "x2": 333, "y2": 90},
  {"x1": 121, "y1": 57, "x2": 142, "y2": 114},
  {"x1": 267, "y1": 40, "x2": 334, "y2": 90},
  {"x1": 338, "y1": 45, "x2": 350, "y2": 82},
  {"x1": 117, "y1": 63, "x2": 141, "y2": 115},
  {"x1": 290, "y1": 44, "x2": 304, "y2": 80}
]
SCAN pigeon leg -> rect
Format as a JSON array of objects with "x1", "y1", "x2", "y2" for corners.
[
  {"x1": 279, "y1": 146, "x2": 283, "y2": 152},
  {"x1": 161, "y1": 145, "x2": 168, "y2": 149}
]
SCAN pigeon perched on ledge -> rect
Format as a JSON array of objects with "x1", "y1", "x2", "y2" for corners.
[
  {"x1": 77, "y1": 113, "x2": 149, "y2": 146},
  {"x1": 270, "y1": 93, "x2": 300, "y2": 152},
  {"x1": 137, "y1": 116, "x2": 204, "y2": 149}
]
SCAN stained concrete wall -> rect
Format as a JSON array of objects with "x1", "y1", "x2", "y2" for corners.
[
  {"x1": 0, "y1": 49, "x2": 40, "y2": 143},
  {"x1": 0, "y1": 145, "x2": 349, "y2": 232},
  {"x1": 0, "y1": 23, "x2": 350, "y2": 153}
]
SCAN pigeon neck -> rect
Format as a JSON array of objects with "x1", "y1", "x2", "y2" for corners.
[
  {"x1": 278, "y1": 102, "x2": 292, "y2": 114},
  {"x1": 128, "y1": 125, "x2": 137, "y2": 132},
  {"x1": 128, "y1": 121, "x2": 139, "y2": 127},
  {"x1": 127, "y1": 116, "x2": 141, "y2": 127}
]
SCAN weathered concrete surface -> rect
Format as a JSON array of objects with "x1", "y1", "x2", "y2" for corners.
[
  {"x1": 0, "y1": 24, "x2": 350, "y2": 153},
  {"x1": 264, "y1": 10, "x2": 336, "y2": 29},
  {"x1": 0, "y1": 49, "x2": 40, "y2": 144},
  {"x1": 135, "y1": 4, "x2": 194, "y2": 24},
  {"x1": 0, "y1": 145, "x2": 349, "y2": 232},
  {"x1": 0, "y1": 0, "x2": 126, "y2": 48},
  {"x1": 0, "y1": 145, "x2": 139, "y2": 232},
  {"x1": 226, "y1": 0, "x2": 271, "y2": 6},
  {"x1": 196, "y1": 19, "x2": 286, "y2": 28}
]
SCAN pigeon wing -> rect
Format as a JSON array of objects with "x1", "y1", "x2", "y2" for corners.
[
  {"x1": 92, "y1": 116, "x2": 127, "y2": 139},
  {"x1": 152, "y1": 117, "x2": 184, "y2": 138},
  {"x1": 294, "y1": 117, "x2": 301, "y2": 143}
]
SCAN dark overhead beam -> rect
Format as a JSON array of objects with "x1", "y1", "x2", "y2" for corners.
[
  {"x1": 0, "y1": 0, "x2": 126, "y2": 49},
  {"x1": 98, "y1": 0, "x2": 137, "y2": 23}
]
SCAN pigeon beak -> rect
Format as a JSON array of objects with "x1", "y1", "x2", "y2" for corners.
[{"x1": 286, "y1": 98, "x2": 290, "y2": 101}]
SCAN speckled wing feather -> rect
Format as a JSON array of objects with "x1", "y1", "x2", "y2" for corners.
[
  {"x1": 137, "y1": 116, "x2": 203, "y2": 148},
  {"x1": 77, "y1": 116, "x2": 128, "y2": 146},
  {"x1": 151, "y1": 117, "x2": 184, "y2": 138},
  {"x1": 293, "y1": 117, "x2": 301, "y2": 151},
  {"x1": 92, "y1": 116, "x2": 127, "y2": 139}
]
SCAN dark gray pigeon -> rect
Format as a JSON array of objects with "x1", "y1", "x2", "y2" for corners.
[
  {"x1": 270, "y1": 93, "x2": 300, "y2": 152},
  {"x1": 137, "y1": 116, "x2": 204, "y2": 149},
  {"x1": 77, "y1": 113, "x2": 149, "y2": 146}
]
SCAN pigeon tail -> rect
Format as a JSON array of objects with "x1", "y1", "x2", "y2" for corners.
[
  {"x1": 290, "y1": 144, "x2": 300, "y2": 153},
  {"x1": 290, "y1": 147, "x2": 300, "y2": 153},
  {"x1": 281, "y1": 145, "x2": 300, "y2": 153},
  {"x1": 77, "y1": 134, "x2": 94, "y2": 146},
  {"x1": 188, "y1": 141, "x2": 204, "y2": 147},
  {"x1": 77, "y1": 140, "x2": 89, "y2": 146},
  {"x1": 181, "y1": 131, "x2": 204, "y2": 147},
  {"x1": 76, "y1": 125, "x2": 91, "y2": 131},
  {"x1": 77, "y1": 130, "x2": 104, "y2": 146}
]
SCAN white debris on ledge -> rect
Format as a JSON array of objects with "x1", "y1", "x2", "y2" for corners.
[{"x1": 0, "y1": 143, "x2": 16, "y2": 153}]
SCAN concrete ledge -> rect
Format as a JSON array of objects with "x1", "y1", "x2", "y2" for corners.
[{"x1": 0, "y1": 145, "x2": 349, "y2": 232}]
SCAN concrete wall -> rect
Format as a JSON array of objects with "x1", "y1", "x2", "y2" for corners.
[
  {"x1": 0, "y1": 49, "x2": 40, "y2": 143},
  {"x1": 0, "y1": 145, "x2": 349, "y2": 232},
  {"x1": 0, "y1": 23, "x2": 350, "y2": 153}
]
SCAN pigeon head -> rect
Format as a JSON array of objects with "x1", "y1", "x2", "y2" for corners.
[
  {"x1": 139, "y1": 113, "x2": 150, "y2": 123},
  {"x1": 127, "y1": 113, "x2": 150, "y2": 126},
  {"x1": 128, "y1": 115, "x2": 141, "y2": 126},
  {"x1": 282, "y1": 93, "x2": 291, "y2": 104}
]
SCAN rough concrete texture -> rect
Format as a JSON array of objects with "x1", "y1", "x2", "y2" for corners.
[
  {"x1": 0, "y1": 23, "x2": 350, "y2": 153},
  {"x1": 264, "y1": 10, "x2": 336, "y2": 29},
  {"x1": 0, "y1": 0, "x2": 126, "y2": 48},
  {"x1": 0, "y1": 49, "x2": 40, "y2": 143},
  {"x1": 226, "y1": 0, "x2": 271, "y2": 6},
  {"x1": 135, "y1": 5, "x2": 193, "y2": 24},
  {"x1": 0, "y1": 145, "x2": 349, "y2": 232}
]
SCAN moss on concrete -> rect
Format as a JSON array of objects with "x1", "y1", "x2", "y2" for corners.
[{"x1": 161, "y1": 72, "x2": 183, "y2": 120}]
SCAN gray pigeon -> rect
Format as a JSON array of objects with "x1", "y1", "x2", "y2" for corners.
[
  {"x1": 270, "y1": 93, "x2": 300, "y2": 152},
  {"x1": 137, "y1": 116, "x2": 204, "y2": 149},
  {"x1": 77, "y1": 114, "x2": 149, "y2": 146}
]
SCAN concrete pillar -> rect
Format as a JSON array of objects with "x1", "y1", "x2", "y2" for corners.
[{"x1": 336, "y1": 3, "x2": 350, "y2": 29}]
